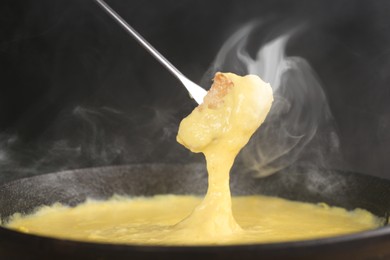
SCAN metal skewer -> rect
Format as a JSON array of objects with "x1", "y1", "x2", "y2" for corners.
[{"x1": 95, "y1": 0, "x2": 207, "y2": 104}]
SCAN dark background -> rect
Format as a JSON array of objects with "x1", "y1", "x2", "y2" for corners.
[{"x1": 0, "y1": 0, "x2": 389, "y2": 182}]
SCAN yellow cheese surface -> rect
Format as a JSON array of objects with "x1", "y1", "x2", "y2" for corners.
[{"x1": 6, "y1": 195, "x2": 381, "y2": 245}]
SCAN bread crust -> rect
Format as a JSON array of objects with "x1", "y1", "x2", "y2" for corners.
[{"x1": 200, "y1": 72, "x2": 234, "y2": 110}]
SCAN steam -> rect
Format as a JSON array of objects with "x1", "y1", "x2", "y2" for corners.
[
  {"x1": 0, "y1": 21, "x2": 341, "y2": 183},
  {"x1": 207, "y1": 22, "x2": 340, "y2": 177},
  {"x1": 0, "y1": 105, "x2": 189, "y2": 183}
]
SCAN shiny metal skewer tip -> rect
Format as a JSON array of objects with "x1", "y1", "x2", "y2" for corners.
[{"x1": 95, "y1": 0, "x2": 207, "y2": 105}]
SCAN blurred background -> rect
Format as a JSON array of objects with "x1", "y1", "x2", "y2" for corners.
[{"x1": 0, "y1": 0, "x2": 389, "y2": 183}]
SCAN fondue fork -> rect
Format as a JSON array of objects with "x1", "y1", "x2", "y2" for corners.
[{"x1": 95, "y1": 0, "x2": 207, "y2": 105}]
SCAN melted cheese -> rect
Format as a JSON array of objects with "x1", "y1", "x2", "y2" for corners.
[
  {"x1": 6, "y1": 195, "x2": 381, "y2": 245},
  {"x1": 4, "y1": 72, "x2": 382, "y2": 245},
  {"x1": 174, "y1": 72, "x2": 273, "y2": 240}
]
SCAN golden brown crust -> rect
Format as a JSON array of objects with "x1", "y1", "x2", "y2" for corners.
[{"x1": 200, "y1": 72, "x2": 234, "y2": 110}]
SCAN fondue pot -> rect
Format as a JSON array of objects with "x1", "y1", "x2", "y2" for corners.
[
  {"x1": 2, "y1": 0, "x2": 390, "y2": 259},
  {"x1": 0, "y1": 164, "x2": 390, "y2": 259}
]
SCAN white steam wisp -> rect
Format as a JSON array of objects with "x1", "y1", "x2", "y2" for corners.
[{"x1": 208, "y1": 22, "x2": 339, "y2": 177}]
